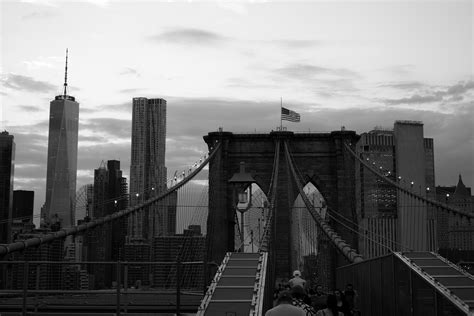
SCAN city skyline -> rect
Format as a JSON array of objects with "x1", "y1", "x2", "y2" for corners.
[{"x1": 0, "y1": 0, "x2": 473, "y2": 216}]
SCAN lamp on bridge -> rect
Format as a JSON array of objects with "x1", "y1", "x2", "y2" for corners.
[{"x1": 229, "y1": 161, "x2": 256, "y2": 253}]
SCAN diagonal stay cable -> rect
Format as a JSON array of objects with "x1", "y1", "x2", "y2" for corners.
[
  {"x1": 0, "y1": 143, "x2": 222, "y2": 257},
  {"x1": 284, "y1": 141, "x2": 363, "y2": 263}
]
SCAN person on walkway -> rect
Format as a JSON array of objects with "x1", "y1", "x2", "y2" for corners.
[
  {"x1": 315, "y1": 294, "x2": 344, "y2": 316},
  {"x1": 343, "y1": 283, "x2": 359, "y2": 315},
  {"x1": 333, "y1": 289, "x2": 351, "y2": 316},
  {"x1": 291, "y1": 285, "x2": 317, "y2": 316},
  {"x1": 310, "y1": 284, "x2": 328, "y2": 311},
  {"x1": 289, "y1": 270, "x2": 306, "y2": 289},
  {"x1": 265, "y1": 290, "x2": 306, "y2": 316}
]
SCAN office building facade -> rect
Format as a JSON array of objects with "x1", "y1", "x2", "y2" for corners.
[
  {"x1": 13, "y1": 190, "x2": 34, "y2": 223},
  {"x1": 355, "y1": 121, "x2": 436, "y2": 258},
  {"x1": 436, "y1": 175, "x2": 474, "y2": 251},
  {"x1": 88, "y1": 160, "x2": 128, "y2": 288},
  {"x1": 43, "y1": 53, "x2": 79, "y2": 229},
  {"x1": 128, "y1": 97, "x2": 170, "y2": 242}
]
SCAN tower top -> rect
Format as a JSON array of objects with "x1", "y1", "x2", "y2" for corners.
[
  {"x1": 55, "y1": 48, "x2": 75, "y2": 101},
  {"x1": 63, "y1": 48, "x2": 68, "y2": 97}
]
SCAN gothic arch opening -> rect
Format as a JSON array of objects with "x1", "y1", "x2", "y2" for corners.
[
  {"x1": 233, "y1": 183, "x2": 269, "y2": 253},
  {"x1": 291, "y1": 182, "x2": 327, "y2": 273}
]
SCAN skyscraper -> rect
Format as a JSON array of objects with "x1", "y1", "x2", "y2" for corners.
[
  {"x1": 13, "y1": 190, "x2": 34, "y2": 222},
  {"x1": 128, "y1": 97, "x2": 170, "y2": 241},
  {"x1": 436, "y1": 175, "x2": 474, "y2": 251},
  {"x1": 88, "y1": 160, "x2": 128, "y2": 288},
  {"x1": 0, "y1": 131, "x2": 15, "y2": 244},
  {"x1": 355, "y1": 121, "x2": 437, "y2": 258},
  {"x1": 43, "y1": 50, "x2": 79, "y2": 229}
]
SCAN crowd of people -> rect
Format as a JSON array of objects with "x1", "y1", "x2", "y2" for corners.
[{"x1": 266, "y1": 270, "x2": 360, "y2": 316}]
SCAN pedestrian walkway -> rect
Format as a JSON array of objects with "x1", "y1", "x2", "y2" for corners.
[
  {"x1": 398, "y1": 251, "x2": 474, "y2": 313},
  {"x1": 197, "y1": 252, "x2": 267, "y2": 316}
]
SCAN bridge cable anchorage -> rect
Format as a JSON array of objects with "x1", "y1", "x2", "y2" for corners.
[
  {"x1": 0, "y1": 143, "x2": 222, "y2": 257},
  {"x1": 283, "y1": 141, "x2": 363, "y2": 264},
  {"x1": 343, "y1": 142, "x2": 473, "y2": 220}
]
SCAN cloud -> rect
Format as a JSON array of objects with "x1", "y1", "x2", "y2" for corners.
[
  {"x1": 446, "y1": 81, "x2": 474, "y2": 95},
  {"x1": 270, "y1": 39, "x2": 323, "y2": 48},
  {"x1": 22, "y1": 10, "x2": 56, "y2": 20},
  {"x1": 119, "y1": 88, "x2": 143, "y2": 94},
  {"x1": 149, "y1": 28, "x2": 226, "y2": 46},
  {"x1": 20, "y1": 0, "x2": 58, "y2": 7},
  {"x1": 17, "y1": 105, "x2": 43, "y2": 112},
  {"x1": 383, "y1": 64, "x2": 415, "y2": 76},
  {"x1": 84, "y1": 0, "x2": 110, "y2": 7},
  {"x1": 99, "y1": 101, "x2": 131, "y2": 112},
  {"x1": 78, "y1": 101, "x2": 130, "y2": 114},
  {"x1": 1, "y1": 73, "x2": 56, "y2": 93},
  {"x1": 275, "y1": 64, "x2": 359, "y2": 80},
  {"x1": 379, "y1": 81, "x2": 425, "y2": 90},
  {"x1": 225, "y1": 77, "x2": 277, "y2": 90},
  {"x1": 120, "y1": 67, "x2": 140, "y2": 77},
  {"x1": 384, "y1": 94, "x2": 443, "y2": 105},
  {"x1": 382, "y1": 80, "x2": 474, "y2": 106},
  {"x1": 80, "y1": 117, "x2": 131, "y2": 140}
]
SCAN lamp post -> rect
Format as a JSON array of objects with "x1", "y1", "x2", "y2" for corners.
[{"x1": 229, "y1": 162, "x2": 256, "y2": 253}]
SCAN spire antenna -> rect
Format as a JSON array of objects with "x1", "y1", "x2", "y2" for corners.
[{"x1": 63, "y1": 48, "x2": 68, "y2": 97}]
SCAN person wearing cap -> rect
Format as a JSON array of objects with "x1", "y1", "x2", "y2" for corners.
[
  {"x1": 289, "y1": 270, "x2": 306, "y2": 289},
  {"x1": 265, "y1": 290, "x2": 305, "y2": 316}
]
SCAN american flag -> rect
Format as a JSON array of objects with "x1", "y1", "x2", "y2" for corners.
[{"x1": 281, "y1": 107, "x2": 300, "y2": 122}]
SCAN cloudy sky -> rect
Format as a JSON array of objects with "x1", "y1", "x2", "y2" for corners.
[{"x1": 1, "y1": 0, "x2": 473, "y2": 216}]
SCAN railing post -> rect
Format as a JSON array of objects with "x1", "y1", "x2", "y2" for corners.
[
  {"x1": 176, "y1": 260, "x2": 181, "y2": 316},
  {"x1": 116, "y1": 261, "x2": 121, "y2": 316},
  {"x1": 124, "y1": 263, "x2": 128, "y2": 314},
  {"x1": 124, "y1": 263, "x2": 128, "y2": 290},
  {"x1": 22, "y1": 260, "x2": 29, "y2": 316},
  {"x1": 35, "y1": 264, "x2": 40, "y2": 289}
]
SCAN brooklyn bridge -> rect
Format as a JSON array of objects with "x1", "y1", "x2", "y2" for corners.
[{"x1": 1, "y1": 130, "x2": 473, "y2": 315}]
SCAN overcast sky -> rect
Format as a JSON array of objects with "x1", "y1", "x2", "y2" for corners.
[{"x1": 1, "y1": 0, "x2": 473, "y2": 215}]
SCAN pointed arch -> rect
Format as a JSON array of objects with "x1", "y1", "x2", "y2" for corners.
[
  {"x1": 233, "y1": 183, "x2": 270, "y2": 252},
  {"x1": 291, "y1": 182, "x2": 327, "y2": 274}
]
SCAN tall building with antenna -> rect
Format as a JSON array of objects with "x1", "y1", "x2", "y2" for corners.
[{"x1": 43, "y1": 49, "x2": 79, "y2": 229}]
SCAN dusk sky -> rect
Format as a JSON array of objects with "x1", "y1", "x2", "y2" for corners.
[{"x1": 1, "y1": 0, "x2": 473, "y2": 216}]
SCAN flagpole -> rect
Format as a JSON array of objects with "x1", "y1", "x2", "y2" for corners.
[{"x1": 280, "y1": 97, "x2": 283, "y2": 131}]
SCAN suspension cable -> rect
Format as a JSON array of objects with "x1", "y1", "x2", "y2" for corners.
[
  {"x1": 325, "y1": 213, "x2": 395, "y2": 252},
  {"x1": 344, "y1": 142, "x2": 473, "y2": 220},
  {"x1": 259, "y1": 140, "x2": 280, "y2": 252},
  {"x1": 325, "y1": 207, "x2": 410, "y2": 251},
  {"x1": 0, "y1": 143, "x2": 222, "y2": 257},
  {"x1": 284, "y1": 141, "x2": 363, "y2": 263}
]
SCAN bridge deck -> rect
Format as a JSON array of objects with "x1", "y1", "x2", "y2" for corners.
[
  {"x1": 198, "y1": 252, "x2": 265, "y2": 316},
  {"x1": 400, "y1": 252, "x2": 474, "y2": 311}
]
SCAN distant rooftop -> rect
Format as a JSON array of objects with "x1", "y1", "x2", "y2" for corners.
[
  {"x1": 55, "y1": 95, "x2": 76, "y2": 101},
  {"x1": 395, "y1": 120, "x2": 423, "y2": 126}
]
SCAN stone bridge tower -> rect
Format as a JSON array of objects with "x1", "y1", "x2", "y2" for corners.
[{"x1": 204, "y1": 130, "x2": 359, "y2": 285}]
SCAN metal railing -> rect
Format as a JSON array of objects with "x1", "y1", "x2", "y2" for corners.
[{"x1": 0, "y1": 259, "x2": 216, "y2": 316}]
